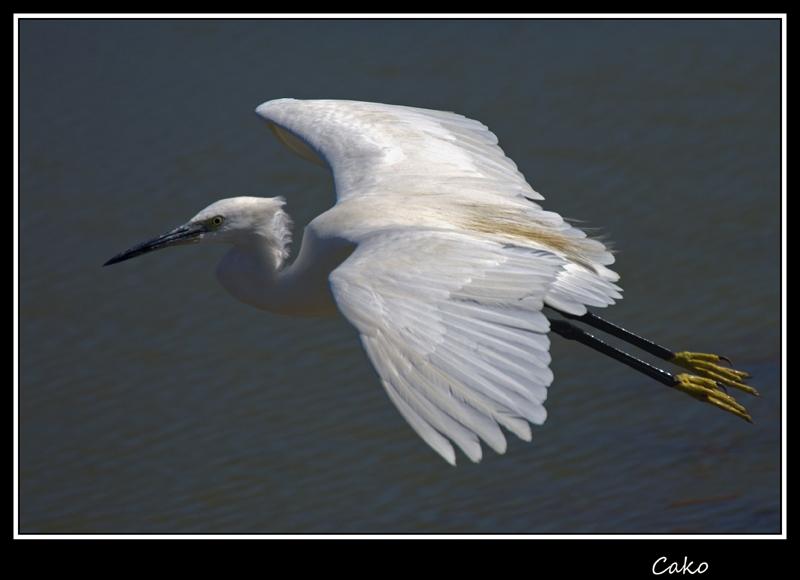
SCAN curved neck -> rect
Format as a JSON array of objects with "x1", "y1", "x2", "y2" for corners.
[{"x1": 215, "y1": 229, "x2": 352, "y2": 317}]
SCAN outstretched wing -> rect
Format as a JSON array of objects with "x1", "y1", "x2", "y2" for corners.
[
  {"x1": 329, "y1": 230, "x2": 620, "y2": 465},
  {"x1": 257, "y1": 99, "x2": 622, "y2": 463},
  {"x1": 255, "y1": 98, "x2": 541, "y2": 204}
]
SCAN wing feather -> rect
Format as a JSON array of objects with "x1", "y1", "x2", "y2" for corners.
[
  {"x1": 255, "y1": 99, "x2": 542, "y2": 203},
  {"x1": 329, "y1": 231, "x2": 608, "y2": 463},
  {"x1": 254, "y1": 99, "x2": 623, "y2": 463}
]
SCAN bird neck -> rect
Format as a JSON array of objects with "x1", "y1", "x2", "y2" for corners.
[{"x1": 215, "y1": 229, "x2": 351, "y2": 318}]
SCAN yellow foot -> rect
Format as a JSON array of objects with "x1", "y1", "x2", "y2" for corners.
[
  {"x1": 675, "y1": 374, "x2": 753, "y2": 423},
  {"x1": 670, "y1": 351, "x2": 758, "y2": 396}
]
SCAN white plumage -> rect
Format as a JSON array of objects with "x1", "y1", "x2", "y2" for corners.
[
  {"x1": 259, "y1": 99, "x2": 622, "y2": 464},
  {"x1": 107, "y1": 99, "x2": 625, "y2": 464}
]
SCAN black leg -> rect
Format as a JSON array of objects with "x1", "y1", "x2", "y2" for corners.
[
  {"x1": 548, "y1": 320, "x2": 675, "y2": 387},
  {"x1": 554, "y1": 310, "x2": 757, "y2": 395},
  {"x1": 558, "y1": 311, "x2": 675, "y2": 361},
  {"x1": 547, "y1": 316, "x2": 755, "y2": 423}
]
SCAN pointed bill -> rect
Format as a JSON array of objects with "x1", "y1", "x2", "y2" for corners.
[{"x1": 103, "y1": 222, "x2": 206, "y2": 266}]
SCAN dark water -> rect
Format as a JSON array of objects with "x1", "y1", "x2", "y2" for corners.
[{"x1": 18, "y1": 19, "x2": 782, "y2": 534}]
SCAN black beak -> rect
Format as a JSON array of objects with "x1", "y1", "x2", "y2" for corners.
[{"x1": 103, "y1": 222, "x2": 207, "y2": 266}]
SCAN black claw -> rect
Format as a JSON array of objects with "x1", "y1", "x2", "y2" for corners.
[
  {"x1": 719, "y1": 355, "x2": 733, "y2": 367},
  {"x1": 716, "y1": 381, "x2": 728, "y2": 394}
]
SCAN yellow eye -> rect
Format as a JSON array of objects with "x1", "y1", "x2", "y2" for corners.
[{"x1": 210, "y1": 216, "x2": 224, "y2": 227}]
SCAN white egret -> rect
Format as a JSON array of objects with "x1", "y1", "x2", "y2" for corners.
[{"x1": 105, "y1": 99, "x2": 756, "y2": 465}]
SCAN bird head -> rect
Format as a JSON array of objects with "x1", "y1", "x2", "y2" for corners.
[{"x1": 104, "y1": 196, "x2": 292, "y2": 267}]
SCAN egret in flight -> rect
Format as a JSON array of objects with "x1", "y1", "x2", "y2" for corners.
[{"x1": 105, "y1": 99, "x2": 757, "y2": 465}]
